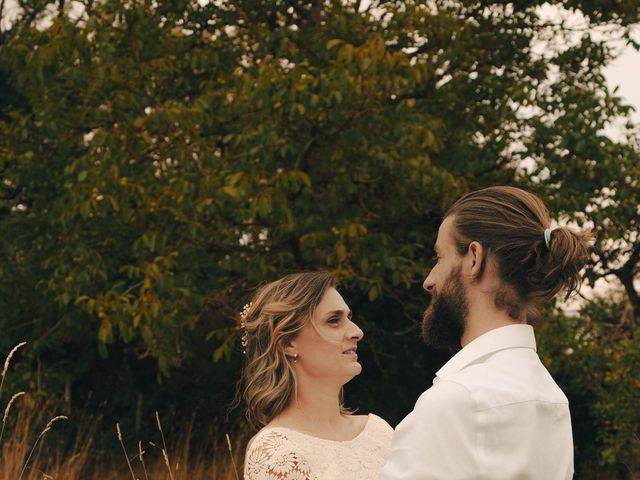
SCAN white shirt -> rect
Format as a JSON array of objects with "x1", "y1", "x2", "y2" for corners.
[{"x1": 380, "y1": 324, "x2": 574, "y2": 480}]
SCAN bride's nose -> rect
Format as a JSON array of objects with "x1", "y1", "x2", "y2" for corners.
[{"x1": 348, "y1": 322, "x2": 364, "y2": 341}]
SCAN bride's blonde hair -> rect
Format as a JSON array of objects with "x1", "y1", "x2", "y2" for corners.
[{"x1": 239, "y1": 271, "x2": 346, "y2": 429}]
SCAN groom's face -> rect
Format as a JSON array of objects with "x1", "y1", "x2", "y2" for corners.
[
  {"x1": 421, "y1": 216, "x2": 469, "y2": 352},
  {"x1": 421, "y1": 264, "x2": 468, "y2": 352}
]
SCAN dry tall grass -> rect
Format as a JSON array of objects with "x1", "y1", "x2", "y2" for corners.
[
  {"x1": 114, "y1": 413, "x2": 248, "y2": 480},
  {"x1": 0, "y1": 396, "x2": 248, "y2": 480},
  {"x1": 1, "y1": 396, "x2": 85, "y2": 479},
  {"x1": 1, "y1": 343, "x2": 248, "y2": 480}
]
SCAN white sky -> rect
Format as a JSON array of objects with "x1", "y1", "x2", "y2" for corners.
[{"x1": 604, "y1": 44, "x2": 640, "y2": 125}]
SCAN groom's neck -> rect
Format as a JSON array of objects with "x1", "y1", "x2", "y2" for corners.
[{"x1": 462, "y1": 282, "x2": 527, "y2": 347}]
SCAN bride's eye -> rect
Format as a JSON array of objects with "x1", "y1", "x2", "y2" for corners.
[{"x1": 328, "y1": 316, "x2": 340, "y2": 325}]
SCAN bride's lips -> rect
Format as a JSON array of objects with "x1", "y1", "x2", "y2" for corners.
[{"x1": 342, "y1": 346, "x2": 358, "y2": 357}]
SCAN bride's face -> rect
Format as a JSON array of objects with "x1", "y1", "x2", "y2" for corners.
[{"x1": 287, "y1": 287, "x2": 364, "y2": 384}]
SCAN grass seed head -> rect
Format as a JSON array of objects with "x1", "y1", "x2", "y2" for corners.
[
  {"x1": 3, "y1": 391, "x2": 26, "y2": 423},
  {"x1": 0, "y1": 342, "x2": 27, "y2": 396},
  {"x1": 2, "y1": 342, "x2": 27, "y2": 378}
]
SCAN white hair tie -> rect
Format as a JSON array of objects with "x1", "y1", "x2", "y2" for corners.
[{"x1": 544, "y1": 228, "x2": 555, "y2": 249}]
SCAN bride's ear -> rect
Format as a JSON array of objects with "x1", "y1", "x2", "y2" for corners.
[{"x1": 282, "y1": 340, "x2": 297, "y2": 359}]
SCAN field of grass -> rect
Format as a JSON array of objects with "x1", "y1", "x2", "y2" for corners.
[
  {"x1": 0, "y1": 398, "x2": 247, "y2": 480},
  {"x1": 1, "y1": 343, "x2": 247, "y2": 480}
]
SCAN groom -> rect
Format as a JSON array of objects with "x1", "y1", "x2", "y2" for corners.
[{"x1": 380, "y1": 186, "x2": 591, "y2": 479}]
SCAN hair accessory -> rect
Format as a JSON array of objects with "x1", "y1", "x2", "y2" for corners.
[
  {"x1": 239, "y1": 302, "x2": 252, "y2": 354},
  {"x1": 544, "y1": 228, "x2": 554, "y2": 249}
]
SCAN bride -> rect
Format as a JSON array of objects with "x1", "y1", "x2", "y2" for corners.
[{"x1": 239, "y1": 271, "x2": 392, "y2": 479}]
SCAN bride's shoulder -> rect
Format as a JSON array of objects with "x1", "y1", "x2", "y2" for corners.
[
  {"x1": 364, "y1": 413, "x2": 394, "y2": 435},
  {"x1": 349, "y1": 414, "x2": 370, "y2": 430},
  {"x1": 246, "y1": 425, "x2": 291, "y2": 454},
  {"x1": 244, "y1": 427, "x2": 316, "y2": 480}
]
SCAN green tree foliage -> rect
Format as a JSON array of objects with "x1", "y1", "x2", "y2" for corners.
[
  {"x1": 539, "y1": 296, "x2": 640, "y2": 478},
  {"x1": 1, "y1": 0, "x2": 638, "y2": 475}
]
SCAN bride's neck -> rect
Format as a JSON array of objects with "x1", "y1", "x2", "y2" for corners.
[{"x1": 276, "y1": 380, "x2": 344, "y2": 429}]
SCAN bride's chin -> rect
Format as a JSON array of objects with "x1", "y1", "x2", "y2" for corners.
[{"x1": 341, "y1": 365, "x2": 363, "y2": 383}]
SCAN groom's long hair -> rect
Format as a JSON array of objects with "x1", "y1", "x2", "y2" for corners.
[
  {"x1": 236, "y1": 271, "x2": 351, "y2": 429},
  {"x1": 445, "y1": 186, "x2": 592, "y2": 321}
]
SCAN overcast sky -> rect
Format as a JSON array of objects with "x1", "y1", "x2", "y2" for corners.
[{"x1": 604, "y1": 43, "x2": 640, "y2": 125}]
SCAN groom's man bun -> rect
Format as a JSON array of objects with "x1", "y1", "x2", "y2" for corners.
[{"x1": 445, "y1": 186, "x2": 593, "y2": 319}]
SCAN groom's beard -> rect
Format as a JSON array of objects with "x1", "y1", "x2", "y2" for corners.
[{"x1": 421, "y1": 265, "x2": 468, "y2": 353}]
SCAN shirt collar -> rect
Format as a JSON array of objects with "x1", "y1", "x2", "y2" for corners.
[{"x1": 434, "y1": 324, "x2": 537, "y2": 383}]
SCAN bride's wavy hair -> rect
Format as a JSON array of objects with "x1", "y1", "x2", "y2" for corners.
[{"x1": 238, "y1": 271, "x2": 349, "y2": 429}]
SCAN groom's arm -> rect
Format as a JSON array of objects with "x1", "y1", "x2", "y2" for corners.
[{"x1": 379, "y1": 380, "x2": 478, "y2": 480}]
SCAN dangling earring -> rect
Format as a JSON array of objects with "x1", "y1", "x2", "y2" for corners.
[{"x1": 293, "y1": 353, "x2": 298, "y2": 363}]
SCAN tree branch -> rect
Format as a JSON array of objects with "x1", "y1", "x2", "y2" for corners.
[{"x1": 612, "y1": 242, "x2": 640, "y2": 320}]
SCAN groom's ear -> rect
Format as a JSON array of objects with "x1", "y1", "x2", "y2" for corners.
[{"x1": 465, "y1": 241, "x2": 485, "y2": 281}]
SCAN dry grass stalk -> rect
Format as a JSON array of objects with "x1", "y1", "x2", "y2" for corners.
[
  {"x1": 155, "y1": 411, "x2": 175, "y2": 480},
  {"x1": 0, "y1": 341, "x2": 27, "y2": 396},
  {"x1": 226, "y1": 433, "x2": 241, "y2": 480},
  {"x1": 0, "y1": 391, "x2": 26, "y2": 445},
  {"x1": 138, "y1": 440, "x2": 150, "y2": 480},
  {"x1": 18, "y1": 415, "x2": 68, "y2": 480},
  {"x1": 116, "y1": 422, "x2": 137, "y2": 480}
]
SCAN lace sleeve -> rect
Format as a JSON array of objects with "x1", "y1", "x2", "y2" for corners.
[{"x1": 244, "y1": 430, "x2": 318, "y2": 480}]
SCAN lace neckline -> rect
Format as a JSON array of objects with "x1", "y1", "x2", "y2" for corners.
[{"x1": 264, "y1": 413, "x2": 373, "y2": 444}]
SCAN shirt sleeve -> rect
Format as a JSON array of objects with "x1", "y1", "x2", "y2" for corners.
[
  {"x1": 244, "y1": 430, "x2": 318, "y2": 480},
  {"x1": 379, "y1": 380, "x2": 480, "y2": 480}
]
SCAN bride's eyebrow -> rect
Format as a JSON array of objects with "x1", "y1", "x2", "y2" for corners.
[{"x1": 324, "y1": 309, "x2": 353, "y2": 320}]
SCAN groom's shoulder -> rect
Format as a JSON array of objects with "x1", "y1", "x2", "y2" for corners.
[
  {"x1": 394, "y1": 380, "x2": 477, "y2": 431},
  {"x1": 437, "y1": 354, "x2": 569, "y2": 409},
  {"x1": 415, "y1": 379, "x2": 475, "y2": 412}
]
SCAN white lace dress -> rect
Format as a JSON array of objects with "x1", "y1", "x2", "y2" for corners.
[{"x1": 244, "y1": 414, "x2": 393, "y2": 480}]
